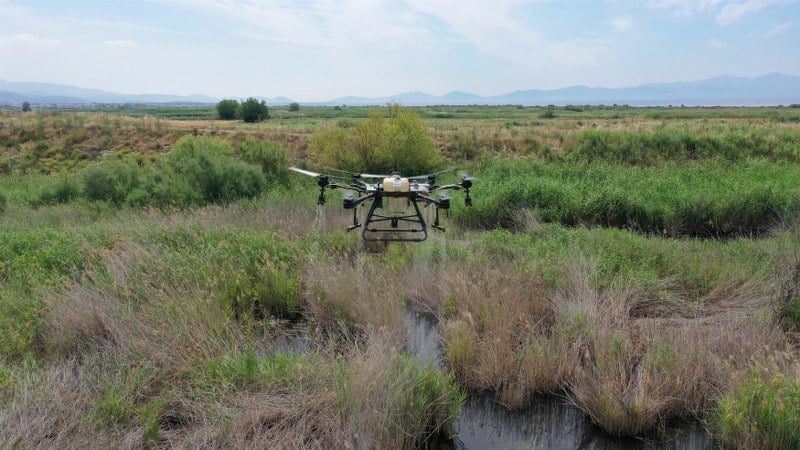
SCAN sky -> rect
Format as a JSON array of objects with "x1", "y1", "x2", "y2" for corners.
[{"x1": 0, "y1": 0, "x2": 798, "y2": 101}]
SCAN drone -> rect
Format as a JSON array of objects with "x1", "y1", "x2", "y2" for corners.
[{"x1": 289, "y1": 166, "x2": 473, "y2": 242}]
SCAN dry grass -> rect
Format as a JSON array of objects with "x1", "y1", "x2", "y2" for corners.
[
  {"x1": 560, "y1": 257, "x2": 791, "y2": 436},
  {"x1": 303, "y1": 254, "x2": 407, "y2": 343},
  {"x1": 407, "y1": 263, "x2": 561, "y2": 406}
]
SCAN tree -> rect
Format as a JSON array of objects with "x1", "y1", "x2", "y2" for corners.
[
  {"x1": 216, "y1": 99, "x2": 238, "y2": 120},
  {"x1": 238, "y1": 97, "x2": 269, "y2": 123},
  {"x1": 22, "y1": 101, "x2": 31, "y2": 112},
  {"x1": 288, "y1": 102, "x2": 300, "y2": 112}
]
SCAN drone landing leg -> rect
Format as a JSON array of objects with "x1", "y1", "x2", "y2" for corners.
[
  {"x1": 432, "y1": 207, "x2": 445, "y2": 231},
  {"x1": 347, "y1": 207, "x2": 361, "y2": 232}
]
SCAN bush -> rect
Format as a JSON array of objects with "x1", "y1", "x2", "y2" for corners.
[
  {"x1": 238, "y1": 139, "x2": 290, "y2": 185},
  {"x1": 216, "y1": 99, "x2": 239, "y2": 120},
  {"x1": 82, "y1": 160, "x2": 139, "y2": 204},
  {"x1": 0, "y1": 190, "x2": 6, "y2": 213},
  {"x1": 309, "y1": 105, "x2": 442, "y2": 175},
  {"x1": 35, "y1": 176, "x2": 81, "y2": 206},
  {"x1": 168, "y1": 135, "x2": 266, "y2": 202},
  {"x1": 238, "y1": 97, "x2": 269, "y2": 123},
  {"x1": 288, "y1": 102, "x2": 300, "y2": 112}
]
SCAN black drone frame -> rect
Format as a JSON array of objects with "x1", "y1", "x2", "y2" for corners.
[{"x1": 291, "y1": 167, "x2": 472, "y2": 242}]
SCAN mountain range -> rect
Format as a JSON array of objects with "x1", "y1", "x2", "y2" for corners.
[{"x1": 2, "y1": 73, "x2": 799, "y2": 107}]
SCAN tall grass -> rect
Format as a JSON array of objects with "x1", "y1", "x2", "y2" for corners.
[
  {"x1": 454, "y1": 157, "x2": 800, "y2": 236},
  {"x1": 715, "y1": 367, "x2": 800, "y2": 449},
  {"x1": 570, "y1": 129, "x2": 800, "y2": 164}
]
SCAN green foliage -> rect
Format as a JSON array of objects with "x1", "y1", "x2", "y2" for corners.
[
  {"x1": 220, "y1": 264, "x2": 301, "y2": 321},
  {"x1": 237, "y1": 138, "x2": 290, "y2": 185},
  {"x1": 21, "y1": 101, "x2": 31, "y2": 112},
  {"x1": 540, "y1": 107, "x2": 556, "y2": 119},
  {"x1": 309, "y1": 105, "x2": 442, "y2": 174},
  {"x1": 193, "y1": 349, "x2": 312, "y2": 393},
  {"x1": 82, "y1": 159, "x2": 140, "y2": 204},
  {"x1": 571, "y1": 129, "x2": 800, "y2": 164},
  {"x1": 34, "y1": 175, "x2": 81, "y2": 206},
  {"x1": 0, "y1": 190, "x2": 6, "y2": 213},
  {"x1": 714, "y1": 369, "x2": 800, "y2": 449},
  {"x1": 216, "y1": 99, "x2": 239, "y2": 120},
  {"x1": 138, "y1": 395, "x2": 168, "y2": 444},
  {"x1": 168, "y1": 135, "x2": 266, "y2": 203},
  {"x1": 238, "y1": 97, "x2": 269, "y2": 123},
  {"x1": 288, "y1": 102, "x2": 300, "y2": 112},
  {"x1": 455, "y1": 157, "x2": 800, "y2": 236},
  {"x1": 0, "y1": 225, "x2": 84, "y2": 359}
]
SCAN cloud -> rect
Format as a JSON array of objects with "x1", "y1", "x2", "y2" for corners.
[
  {"x1": 648, "y1": 0, "x2": 724, "y2": 17},
  {"x1": 710, "y1": 38, "x2": 728, "y2": 47},
  {"x1": 610, "y1": 16, "x2": 635, "y2": 32},
  {"x1": 764, "y1": 21, "x2": 795, "y2": 37},
  {"x1": 716, "y1": 0, "x2": 783, "y2": 25},
  {"x1": 104, "y1": 39, "x2": 137, "y2": 48},
  {"x1": 649, "y1": 0, "x2": 784, "y2": 24},
  {"x1": 0, "y1": 32, "x2": 61, "y2": 47}
]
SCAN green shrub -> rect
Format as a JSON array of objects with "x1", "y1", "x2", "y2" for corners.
[
  {"x1": 82, "y1": 159, "x2": 139, "y2": 204},
  {"x1": 0, "y1": 190, "x2": 6, "y2": 213},
  {"x1": 238, "y1": 138, "x2": 290, "y2": 185},
  {"x1": 714, "y1": 369, "x2": 800, "y2": 449},
  {"x1": 35, "y1": 176, "x2": 80, "y2": 206},
  {"x1": 168, "y1": 135, "x2": 266, "y2": 203},
  {"x1": 309, "y1": 105, "x2": 442, "y2": 175}
]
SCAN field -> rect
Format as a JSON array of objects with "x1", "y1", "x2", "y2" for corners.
[{"x1": 1, "y1": 105, "x2": 800, "y2": 448}]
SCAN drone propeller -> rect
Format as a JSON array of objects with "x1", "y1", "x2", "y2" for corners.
[
  {"x1": 325, "y1": 167, "x2": 359, "y2": 177},
  {"x1": 408, "y1": 167, "x2": 455, "y2": 180},
  {"x1": 289, "y1": 167, "x2": 321, "y2": 177}
]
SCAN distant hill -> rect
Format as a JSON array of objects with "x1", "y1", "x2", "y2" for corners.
[
  {"x1": 2, "y1": 73, "x2": 799, "y2": 107},
  {"x1": 0, "y1": 80, "x2": 218, "y2": 106}
]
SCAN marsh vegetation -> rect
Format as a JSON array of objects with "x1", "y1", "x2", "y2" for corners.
[{"x1": 1, "y1": 105, "x2": 799, "y2": 448}]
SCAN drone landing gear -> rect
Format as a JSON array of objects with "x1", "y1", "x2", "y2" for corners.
[
  {"x1": 432, "y1": 206, "x2": 446, "y2": 232},
  {"x1": 362, "y1": 199, "x2": 428, "y2": 242},
  {"x1": 347, "y1": 207, "x2": 361, "y2": 232}
]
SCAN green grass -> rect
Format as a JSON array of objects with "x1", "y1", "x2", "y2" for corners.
[
  {"x1": 715, "y1": 369, "x2": 800, "y2": 449},
  {"x1": 454, "y1": 157, "x2": 800, "y2": 236},
  {"x1": 192, "y1": 348, "x2": 316, "y2": 393},
  {"x1": 0, "y1": 225, "x2": 86, "y2": 359}
]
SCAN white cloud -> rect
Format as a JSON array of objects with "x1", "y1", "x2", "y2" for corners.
[
  {"x1": 710, "y1": 38, "x2": 728, "y2": 47},
  {"x1": 0, "y1": 33, "x2": 61, "y2": 47},
  {"x1": 764, "y1": 21, "x2": 795, "y2": 37},
  {"x1": 649, "y1": 0, "x2": 784, "y2": 24},
  {"x1": 648, "y1": 0, "x2": 724, "y2": 17},
  {"x1": 610, "y1": 16, "x2": 635, "y2": 32},
  {"x1": 716, "y1": 0, "x2": 783, "y2": 25},
  {"x1": 104, "y1": 39, "x2": 137, "y2": 48}
]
